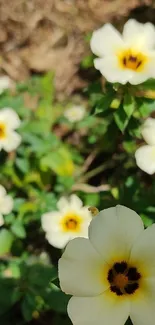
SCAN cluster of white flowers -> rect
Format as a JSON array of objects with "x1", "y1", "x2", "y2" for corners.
[
  {"x1": 135, "y1": 118, "x2": 155, "y2": 174},
  {"x1": 41, "y1": 194, "x2": 92, "y2": 249},
  {"x1": 91, "y1": 19, "x2": 155, "y2": 85},
  {"x1": 59, "y1": 205, "x2": 155, "y2": 325},
  {"x1": 0, "y1": 185, "x2": 13, "y2": 226}
]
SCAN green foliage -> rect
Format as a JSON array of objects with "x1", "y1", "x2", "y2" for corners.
[{"x1": 0, "y1": 66, "x2": 155, "y2": 325}]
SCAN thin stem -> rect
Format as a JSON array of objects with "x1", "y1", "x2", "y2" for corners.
[{"x1": 81, "y1": 160, "x2": 114, "y2": 182}]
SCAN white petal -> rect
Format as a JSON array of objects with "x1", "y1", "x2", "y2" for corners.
[
  {"x1": 94, "y1": 57, "x2": 132, "y2": 84},
  {"x1": 59, "y1": 237, "x2": 107, "y2": 296},
  {"x1": 123, "y1": 19, "x2": 155, "y2": 49},
  {"x1": 70, "y1": 194, "x2": 83, "y2": 209},
  {"x1": 141, "y1": 118, "x2": 155, "y2": 145},
  {"x1": 45, "y1": 231, "x2": 71, "y2": 249},
  {"x1": 135, "y1": 145, "x2": 155, "y2": 174},
  {"x1": 130, "y1": 224, "x2": 155, "y2": 278},
  {"x1": 68, "y1": 290, "x2": 130, "y2": 325},
  {"x1": 130, "y1": 278, "x2": 155, "y2": 325},
  {"x1": 0, "y1": 213, "x2": 4, "y2": 227},
  {"x1": 0, "y1": 195, "x2": 14, "y2": 214},
  {"x1": 41, "y1": 211, "x2": 62, "y2": 232},
  {"x1": 90, "y1": 23, "x2": 123, "y2": 57},
  {"x1": 0, "y1": 185, "x2": 6, "y2": 198},
  {"x1": 128, "y1": 73, "x2": 151, "y2": 85},
  {"x1": 2, "y1": 131, "x2": 21, "y2": 152},
  {"x1": 57, "y1": 197, "x2": 69, "y2": 211},
  {"x1": 89, "y1": 205, "x2": 144, "y2": 263},
  {"x1": 0, "y1": 108, "x2": 21, "y2": 129}
]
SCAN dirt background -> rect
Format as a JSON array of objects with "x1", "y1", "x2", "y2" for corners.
[{"x1": 0, "y1": 0, "x2": 154, "y2": 97}]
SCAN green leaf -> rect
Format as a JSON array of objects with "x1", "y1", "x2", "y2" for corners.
[
  {"x1": 138, "y1": 99, "x2": 155, "y2": 117},
  {"x1": 94, "y1": 92, "x2": 114, "y2": 115},
  {"x1": 84, "y1": 193, "x2": 100, "y2": 207},
  {"x1": 0, "y1": 229, "x2": 14, "y2": 255},
  {"x1": 40, "y1": 72, "x2": 55, "y2": 103},
  {"x1": 40, "y1": 146, "x2": 75, "y2": 176},
  {"x1": 141, "y1": 214, "x2": 153, "y2": 227},
  {"x1": 0, "y1": 278, "x2": 20, "y2": 315},
  {"x1": 123, "y1": 140, "x2": 137, "y2": 153},
  {"x1": 21, "y1": 293, "x2": 36, "y2": 321},
  {"x1": 123, "y1": 94, "x2": 135, "y2": 118},
  {"x1": 45, "y1": 287, "x2": 70, "y2": 313},
  {"x1": 139, "y1": 78, "x2": 155, "y2": 90},
  {"x1": 81, "y1": 55, "x2": 94, "y2": 68},
  {"x1": 114, "y1": 105, "x2": 128, "y2": 132},
  {"x1": 11, "y1": 220, "x2": 26, "y2": 239},
  {"x1": 15, "y1": 157, "x2": 30, "y2": 174},
  {"x1": 27, "y1": 264, "x2": 57, "y2": 288}
]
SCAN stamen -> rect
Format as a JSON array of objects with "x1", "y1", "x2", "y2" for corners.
[
  {"x1": 136, "y1": 61, "x2": 142, "y2": 68},
  {"x1": 107, "y1": 269, "x2": 114, "y2": 283},
  {"x1": 125, "y1": 283, "x2": 139, "y2": 294},
  {"x1": 129, "y1": 55, "x2": 137, "y2": 62},
  {"x1": 123, "y1": 57, "x2": 127, "y2": 66},
  {"x1": 127, "y1": 267, "x2": 141, "y2": 281},
  {"x1": 110, "y1": 286, "x2": 123, "y2": 296},
  {"x1": 107, "y1": 262, "x2": 141, "y2": 296},
  {"x1": 113, "y1": 262, "x2": 128, "y2": 273},
  {"x1": 119, "y1": 49, "x2": 147, "y2": 72},
  {"x1": 66, "y1": 218, "x2": 78, "y2": 230}
]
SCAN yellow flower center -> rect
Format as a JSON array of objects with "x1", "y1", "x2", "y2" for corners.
[
  {"x1": 118, "y1": 49, "x2": 148, "y2": 72},
  {"x1": 107, "y1": 261, "x2": 141, "y2": 296},
  {"x1": 61, "y1": 213, "x2": 82, "y2": 232},
  {"x1": 0, "y1": 123, "x2": 6, "y2": 139}
]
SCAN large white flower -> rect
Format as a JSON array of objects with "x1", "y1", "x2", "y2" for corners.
[
  {"x1": 64, "y1": 105, "x2": 86, "y2": 122},
  {"x1": 0, "y1": 185, "x2": 14, "y2": 226},
  {"x1": 0, "y1": 108, "x2": 21, "y2": 152},
  {"x1": 59, "y1": 205, "x2": 155, "y2": 325},
  {"x1": 135, "y1": 118, "x2": 155, "y2": 174},
  {"x1": 41, "y1": 195, "x2": 92, "y2": 249},
  {"x1": 90, "y1": 19, "x2": 155, "y2": 85}
]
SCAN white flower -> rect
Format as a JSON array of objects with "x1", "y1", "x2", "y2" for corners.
[
  {"x1": 59, "y1": 205, "x2": 155, "y2": 325},
  {"x1": 0, "y1": 76, "x2": 14, "y2": 95},
  {"x1": 135, "y1": 118, "x2": 155, "y2": 174},
  {"x1": 41, "y1": 194, "x2": 92, "y2": 249},
  {"x1": 90, "y1": 19, "x2": 155, "y2": 85},
  {"x1": 0, "y1": 108, "x2": 21, "y2": 152},
  {"x1": 64, "y1": 105, "x2": 86, "y2": 122},
  {"x1": 0, "y1": 185, "x2": 14, "y2": 226}
]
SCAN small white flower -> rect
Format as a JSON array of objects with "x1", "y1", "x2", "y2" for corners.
[
  {"x1": 64, "y1": 105, "x2": 86, "y2": 122},
  {"x1": 0, "y1": 108, "x2": 21, "y2": 152},
  {"x1": 0, "y1": 185, "x2": 14, "y2": 226},
  {"x1": 41, "y1": 194, "x2": 92, "y2": 249},
  {"x1": 0, "y1": 76, "x2": 14, "y2": 95},
  {"x1": 135, "y1": 118, "x2": 155, "y2": 174},
  {"x1": 91, "y1": 19, "x2": 155, "y2": 85},
  {"x1": 59, "y1": 205, "x2": 155, "y2": 325}
]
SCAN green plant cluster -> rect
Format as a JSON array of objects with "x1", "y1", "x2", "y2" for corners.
[{"x1": 1, "y1": 69, "x2": 155, "y2": 324}]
